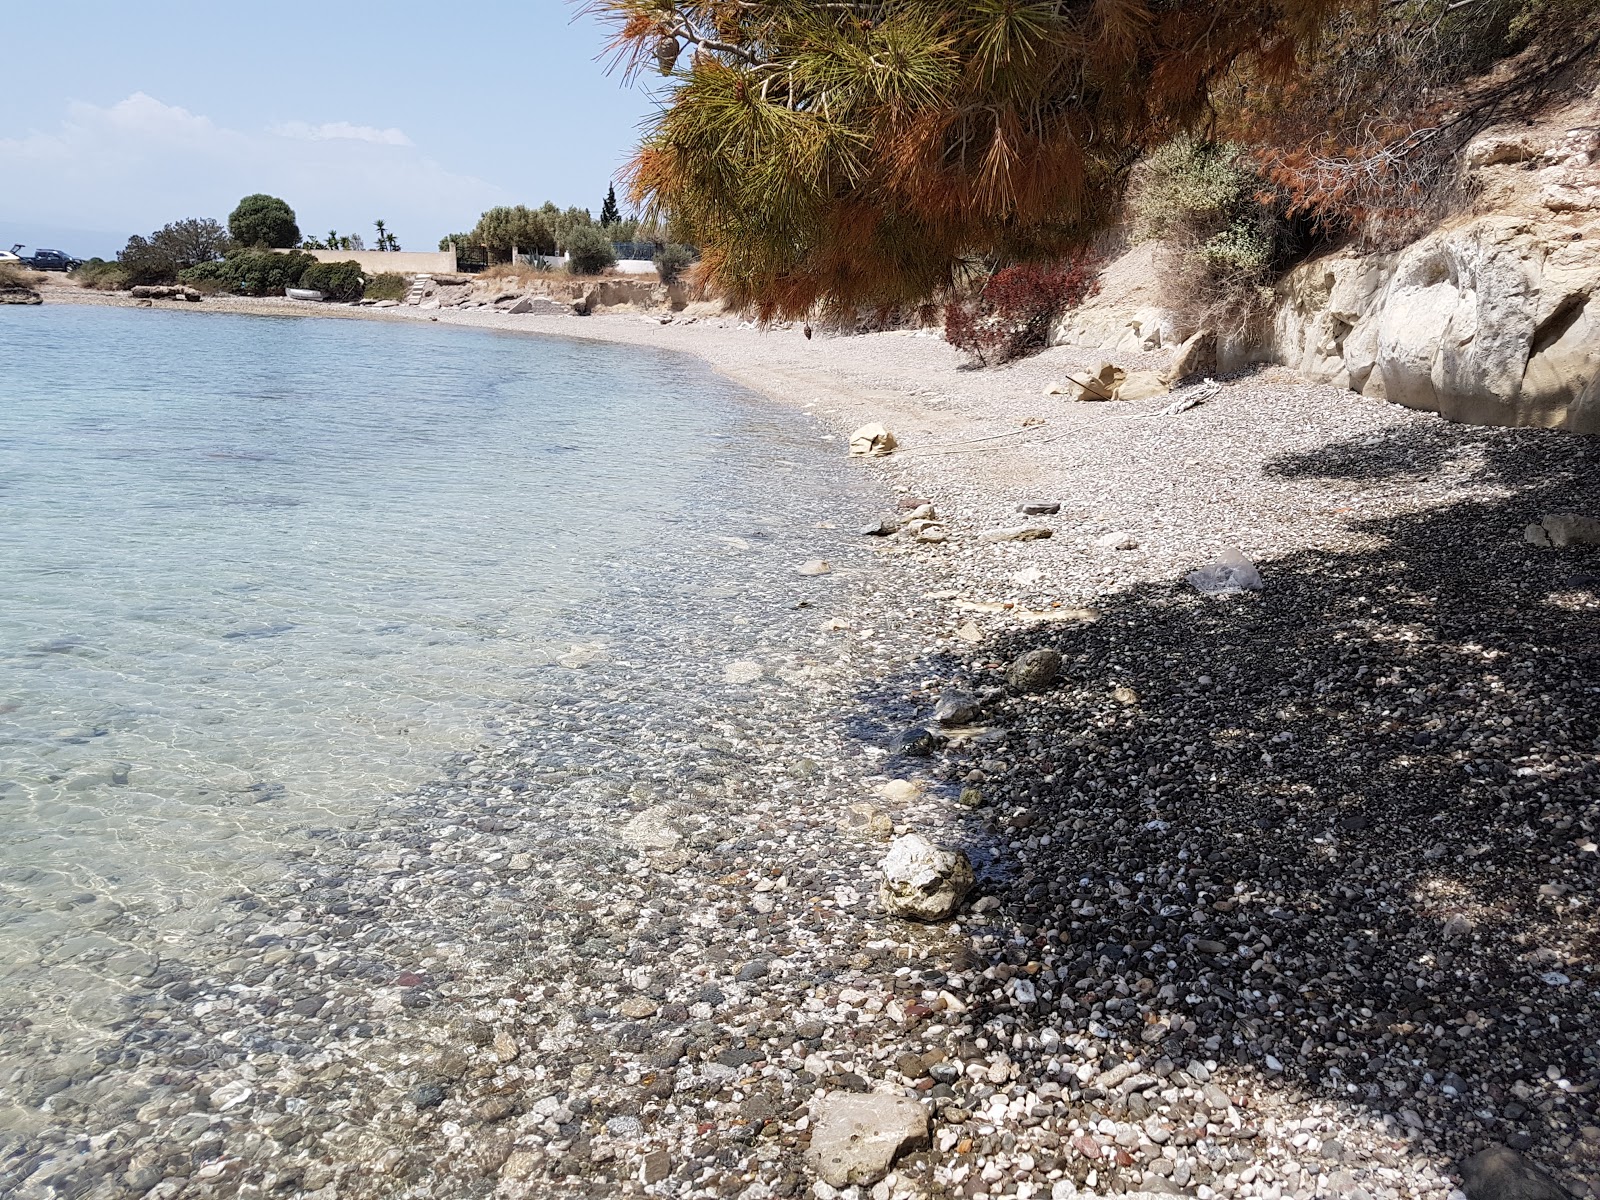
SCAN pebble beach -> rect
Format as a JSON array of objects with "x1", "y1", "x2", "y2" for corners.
[{"x1": 7, "y1": 286, "x2": 1598, "y2": 1200}]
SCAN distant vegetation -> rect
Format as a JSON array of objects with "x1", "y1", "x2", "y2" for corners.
[
  {"x1": 441, "y1": 196, "x2": 682, "y2": 272},
  {"x1": 651, "y1": 243, "x2": 695, "y2": 286},
  {"x1": 228, "y1": 194, "x2": 300, "y2": 249},
  {"x1": 0, "y1": 263, "x2": 46, "y2": 290},
  {"x1": 181, "y1": 249, "x2": 322, "y2": 296},
  {"x1": 71, "y1": 193, "x2": 379, "y2": 299},
  {"x1": 298, "y1": 260, "x2": 366, "y2": 302},
  {"x1": 364, "y1": 272, "x2": 409, "y2": 301},
  {"x1": 117, "y1": 218, "x2": 233, "y2": 286},
  {"x1": 563, "y1": 225, "x2": 618, "y2": 276}
]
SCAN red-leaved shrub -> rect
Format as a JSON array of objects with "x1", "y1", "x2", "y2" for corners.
[{"x1": 943, "y1": 257, "x2": 1100, "y2": 366}]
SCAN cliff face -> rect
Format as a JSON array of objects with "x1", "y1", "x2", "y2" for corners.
[{"x1": 1055, "y1": 89, "x2": 1600, "y2": 433}]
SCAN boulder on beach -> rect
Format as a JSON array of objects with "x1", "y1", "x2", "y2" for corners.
[
  {"x1": 1047, "y1": 361, "x2": 1126, "y2": 401},
  {"x1": 1008, "y1": 647, "x2": 1063, "y2": 692},
  {"x1": 978, "y1": 525, "x2": 1053, "y2": 543},
  {"x1": 1458, "y1": 1145, "x2": 1567, "y2": 1200},
  {"x1": 0, "y1": 287, "x2": 43, "y2": 306},
  {"x1": 806, "y1": 1092, "x2": 929, "y2": 1187},
  {"x1": 1525, "y1": 512, "x2": 1600, "y2": 547},
  {"x1": 848, "y1": 423, "x2": 898, "y2": 457},
  {"x1": 880, "y1": 833, "x2": 974, "y2": 921},
  {"x1": 1113, "y1": 369, "x2": 1170, "y2": 402}
]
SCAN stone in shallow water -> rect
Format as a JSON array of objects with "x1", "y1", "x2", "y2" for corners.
[
  {"x1": 893, "y1": 727, "x2": 941, "y2": 757},
  {"x1": 880, "y1": 833, "x2": 974, "y2": 922},
  {"x1": 933, "y1": 690, "x2": 982, "y2": 726},
  {"x1": 805, "y1": 1092, "x2": 929, "y2": 1186},
  {"x1": 620, "y1": 806, "x2": 682, "y2": 850}
]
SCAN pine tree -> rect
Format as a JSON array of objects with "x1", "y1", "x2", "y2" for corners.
[
  {"x1": 600, "y1": 184, "x2": 622, "y2": 227},
  {"x1": 590, "y1": 0, "x2": 1354, "y2": 317}
]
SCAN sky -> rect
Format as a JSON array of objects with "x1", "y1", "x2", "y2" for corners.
[{"x1": 1, "y1": 1, "x2": 663, "y2": 259}]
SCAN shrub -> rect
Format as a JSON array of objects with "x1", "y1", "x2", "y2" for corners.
[
  {"x1": 181, "y1": 249, "x2": 317, "y2": 296},
  {"x1": 299, "y1": 260, "x2": 366, "y2": 302},
  {"x1": 652, "y1": 243, "x2": 695, "y2": 285},
  {"x1": 942, "y1": 257, "x2": 1100, "y2": 367},
  {"x1": 152, "y1": 218, "x2": 231, "y2": 269},
  {"x1": 228, "y1": 194, "x2": 300, "y2": 249},
  {"x1": 365, "y1": 272, "x2": 409, "y2": 302},
  {"x1": 564, "y1": 224, "x2": 617, "y2": 275},
  {"x1": 118, "y1": 235, "x2": 181, "y2": 286},
  {"x1": 0, "y1": 263, "x2": 47, "y2": 289},
  {"x1": 70, "y1": 259, "x2": 130, "y2": 291},
  {"x1": 1130, "y1": 139, "x2": 1258, "y2": 246},
  {"x1": 1129, "y1": 138, "x2": 1288, "y2": 338}
]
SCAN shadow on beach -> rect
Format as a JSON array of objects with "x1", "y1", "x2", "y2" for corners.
[{"x1": 861, "y1": 422, "x2": 1599, "y2": 1193}]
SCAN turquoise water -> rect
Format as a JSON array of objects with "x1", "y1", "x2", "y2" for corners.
[{"x1": 0, "y1": 304, "x2": 859, "y2": 1037}]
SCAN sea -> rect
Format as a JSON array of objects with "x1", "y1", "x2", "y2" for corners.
[{"x1": 0, "y1": 303, "x2": 875, "y2": 1067}]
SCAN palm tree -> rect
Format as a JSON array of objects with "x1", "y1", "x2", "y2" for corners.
[{"x1": 374, "y1": 219, "x2": 387, "y2": 251}]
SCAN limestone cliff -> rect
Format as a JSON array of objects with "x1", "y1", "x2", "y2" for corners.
[{"x1": 1055, "y1": 89, "x2": 1600, "y2": 433}]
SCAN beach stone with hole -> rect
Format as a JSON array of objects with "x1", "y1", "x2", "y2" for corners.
[
  {"x1": 879, "y1": 833, "x2": 974, "y2": 921},
  {"x1": 805, "y1": 1092, "x2": 929, "y2": 1187}
]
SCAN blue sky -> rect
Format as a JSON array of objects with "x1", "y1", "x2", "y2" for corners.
[{"x1": 2, "y1": 1, "x2": 661, "y2": 258}]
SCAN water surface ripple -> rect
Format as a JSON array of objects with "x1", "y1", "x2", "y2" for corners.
[{"x1": 0, "y1": 305, "x2": 869, "y2": 1046}]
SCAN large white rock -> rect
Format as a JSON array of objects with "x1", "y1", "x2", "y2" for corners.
[
  {"x1": 848, "y1": 423, "x2": 898, "y2": 457},
  {"x1": 879, "y1": 834, "x2": 974, "y2": 922},
  {"x1": 1263, "y1": 216, "x2": 1600, "y2": 432},
  {"x1": 806, "y1": 1092, "x2": 929, "y2": 1187}
]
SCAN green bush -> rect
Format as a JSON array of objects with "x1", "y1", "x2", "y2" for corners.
[
  {"x1": 365, "y1": 272, "x2": 409, "y2": 302},
  {"x1": 652, "y1": 243, "x2": 695, "y2": 285},
  {"x1": 1129, "y1": 137, "x2": 1287, "y2": 336},
  {"x1": 181, "y1": 249, "x2": 317, "y2": 296},
  {"x1": 117, "y1": 235, "x2": 181, "y2": 286},
  {"x1": 299, "y1": 260, "x2": 365, "y2": 302},
  {"x1": 564, "y1": 224, "x2": 617, "y2": 275},
  {"x1": 70, "y1": 259, "x2": 131, "y2": 291},
  {"x1": 228, "y1": 194, "x2": 300, "y2": 249},
  {"x1": 1130, "y1": 138, "x2": 1258, "y2": 246}
]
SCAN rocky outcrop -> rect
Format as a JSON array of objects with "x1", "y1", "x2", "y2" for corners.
[
  {"x1": 0, "y1": 287, "x2": 43, "y2": 305},
  {"x1": 1051, "y1": 93, "x2": 1600, "y2": 433},
  {"x1": 1263, "y1": 216, "x2": 1600, "y2": 432},
  {"x1": 130, "y1": 285, "x2": 202, "y2": 302}
]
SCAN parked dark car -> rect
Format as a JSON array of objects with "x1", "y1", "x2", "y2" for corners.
[{"x1": 23, "y1": 249, "x2": 83, "y2": 272}]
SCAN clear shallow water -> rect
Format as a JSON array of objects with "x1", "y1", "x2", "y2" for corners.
[{"x1": 0, "y1": 304, "x2": 864, "y2": 1040}]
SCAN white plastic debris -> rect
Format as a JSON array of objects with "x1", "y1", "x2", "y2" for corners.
[{"x1": 1187, "y1": 546, "x2": 1264, "y2": 594}]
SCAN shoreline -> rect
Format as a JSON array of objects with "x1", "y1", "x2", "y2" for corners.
[{"x1": 14, "y1": 286, "x2": 1600, "y2": 1199}]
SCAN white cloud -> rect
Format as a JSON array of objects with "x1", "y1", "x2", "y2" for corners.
[
  {"x1": 0, "y1": 93, "x2": 503, "y2": 251},
  {"x1": 273, "y1": 120, "x2": 412, "y2": 147}
]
